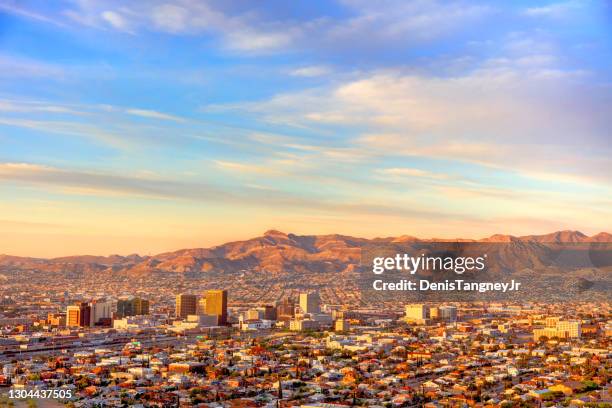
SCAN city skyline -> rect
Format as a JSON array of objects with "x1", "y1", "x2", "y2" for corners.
[{"x1": 1, "y1": 1, "x2": 611, "y2": 256}]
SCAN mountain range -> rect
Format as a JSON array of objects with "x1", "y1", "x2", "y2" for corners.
[{"x1": 0, "y1": 230, "x2": 610, "y2": 276}]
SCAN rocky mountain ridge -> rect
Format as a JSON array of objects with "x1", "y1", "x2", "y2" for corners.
[{"x1": 1, "y1": 230, "x2": 610, "y2": 276}]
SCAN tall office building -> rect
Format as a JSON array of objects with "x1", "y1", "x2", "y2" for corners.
[
  {"x1": 134, "y1": 297, "x2": 150, "y2": 315},
  {"x1": 277, "y1": 299, "x2": 295, "y2": 320},
  {"x1": 299, "y1": 292, "x2": 321, "y2": 314},
  {"x1": 66, "y1": 302, "x2": 91, "y2": 327},
  {"x1": 405, "y1": 304, "x2": 429, "y2": 321},
  {"x1": 263, "y1": 305, "x2": 277, "y2": 320},
  {"x1": 116, "y1": 298, "x2": 133, "y2": 317},
  {"x1": 175, "y1": 294, "x2": 197, "y2": 319},
  {"x1": 335, "y1": 319, "x2": 351, "y2": 332},
  {"x1": 205, "y1": 290, "x2": 228, "y2": 325},
  {"x1": 242, "y1": 305, "x2": 278, "y2": 320},
  {"x1": 89, "y1": 299, "x2": 114, "y2": 326},
  {"x1": 439, "y1": 306, "x2": 457, "y2": 322},
  {"x1": 197, "y1": 297, "x2": 207, "y2": 315}
]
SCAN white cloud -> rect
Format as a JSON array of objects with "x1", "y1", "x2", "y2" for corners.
[
  {"x1": 329, "y1": 0, "x2": 492, "y2": 45},
  {"x1": 524, "y1": 1, "x2": 583, "y2": 18},
  {"x1": 0, "y1": 162, "x2": 222, "y2": 201},
  {"x1": 0, "y1": 55, "x2": 65, "y2": 78},
  {"x1": 0, "y1": 3, "x2": 67, "y2": 27},
  {"x1": 10, "y1": 0, "x2": 495, "y2": 55},
  {"x1": 125, "y1": 108, "x2": 186, "y2": 122},
  {"x1": 206, "y1": 57, "x2": 611, "y2": 185},
  {"x1": 378, "y1": 167, "x2": 450, "y2": 180},
  {"x1": 101, "y1": 10, "x2": 130, "y2": 31},
  {"x1": 290, "y1": 66, "x2": 332, "y2": 77},
  {"x1": 214, "y1": 160, "x2": 278, "y2": 175},
  {"x1": 0, "y1": 117, "x2": 129, "y2": 148},
  {"x1": 150, "y1": 4, "x2": 190, "y2": 33},
  {"x1": 225, "y1": 30, "x2": 294, "y2": 53},
  {"x1": 0, "y1": 100, "x2": 82, "y2": 115},
  {"x1": 0, "y1": 161, "x2": 468, "y2": 223},
  {"x1": 56, "y1": 1, "x2": 301, "y2": 53},
  {"x1": 0, "y1": 162, "x2": 51, "y2": 172}
]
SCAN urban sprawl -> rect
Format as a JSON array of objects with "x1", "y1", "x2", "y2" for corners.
[{"x1": 0, "y1": 282, "x2": 610, "y2": 408}]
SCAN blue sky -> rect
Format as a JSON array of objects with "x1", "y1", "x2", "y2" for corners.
[{"x1": 0, "y1": 0, "x2": 611, "y2": 256}]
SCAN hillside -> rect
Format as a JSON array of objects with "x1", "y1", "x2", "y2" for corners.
[{"x1": 0, "y1": 230, "x2": 610, "y2": 277}]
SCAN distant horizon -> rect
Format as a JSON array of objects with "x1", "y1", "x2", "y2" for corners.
[{"x1": 2, "y1": 227, "x2": 610, "y2": 259}]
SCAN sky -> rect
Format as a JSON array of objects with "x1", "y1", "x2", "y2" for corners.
[{"x1": 0, "y1": 0, "x2": 611, "y2": 257}]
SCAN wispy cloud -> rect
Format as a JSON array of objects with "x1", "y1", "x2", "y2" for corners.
[
  {"x1": 57, "y1": 0, "x2": 302, "y2": 53},
  {"x1": 377, "y1": 167, "x2": 451, "y2": 180},
  {"x1": 290, "y1": 66, "x2": 332, "y2": 77},
  {"x1": 0, "y1": 100, "x2": 200, "y2": 147},
  {"x1": 0, "y1": 99, "x2": 84, "y2": 115},
  {"x1": 329, "y1": 0, "x2": 492, "y2": 45},
  {"x1": 0, "y1": 162, "x2": 229, "y2": 201},
  {"x1": 208, "y1": 55, "x2": 611, "y2": 185},
  {"x1": 0, "y1": 117, "x2": 130, "y2": 148},
  {"x1": 524, "y1": 1, "x2": 584, "y2": 18},
  {"x1": 0, "y1": 2, "x2": 67, "y2": 27},
  {"x1": 7, "y1": 0, "x2": 494, "y2": 55},
  {"x1": 0, "y1": 55, "x2": 65, "y2": 78},
  {"x1": 214, "y1": 160, "x2": 279, "y2": 175},
  {"x1": 0, "y1": 161, "x2": 474, "y2": 222},
  {"x1": 2, "y1": 0, "x2": 610, "y2": 254},
  {"x1": 125, "y1": 108, "x2": 186, "y2": 123}
]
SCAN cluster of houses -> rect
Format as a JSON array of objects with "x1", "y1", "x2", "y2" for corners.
[{"x1": 1, "y1": 305, "x2": 610, "y2": 407}]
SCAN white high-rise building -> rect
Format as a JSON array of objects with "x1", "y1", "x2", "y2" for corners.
[{"x1": 89, "y1": 299, "x2": 114, "y2": 326}]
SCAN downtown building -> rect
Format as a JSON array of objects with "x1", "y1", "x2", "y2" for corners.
[
  {"x1": 175, "y1": 290, "x2": 228, "y2": 325},
  {"x1": 299, "y1": 292, "x2": 321, "y2": 314},
  {"x1": 175, "y1": 294, "x2": 198, "y2": 319},
  {"x1": 205, "y1": 289, "x2": 228, "y2": 325},
  {"x1": 66, "y1": 299, "x2": 114, "y2": 327},
  {"x1": 66, "y1": 302, "x2": 91, "y2": 327},
  {"x1": 534, "y1": 317, "x2": 582, "y2": 340},
  {"x1": 116, "y1": 296, "x2": 150, "y2": 318},
  {"x1": 438, "y1": 305, "x2": 458, "y2": 322},
  {"x1": 404, "y1": 304, "x2": 430, "y2": 323}
]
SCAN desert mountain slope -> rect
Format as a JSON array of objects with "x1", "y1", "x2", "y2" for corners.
[{"x1": 1, "y1": 230, "x2": 609, "y2": 275}]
